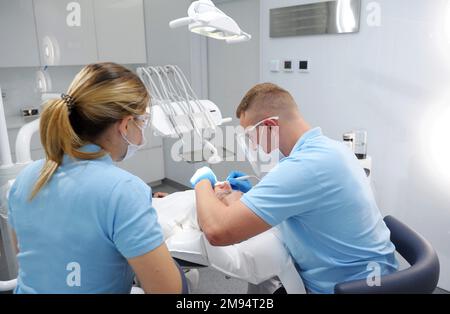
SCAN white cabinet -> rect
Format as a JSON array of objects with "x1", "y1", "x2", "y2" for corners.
[
  {"x1": 0, "y1": 0, "x2": 40, "y2": 67},
  {"x1": 1, "y1": 0, "x2": 147, "y2": 67},
  {"x1": 32, "y1": 0, "x2": 147, "y2": 66},
  {"x1": 33, "y1": 0, "x2": 98, "y2": 66},
  {"x1": 118, "y1": 126, "x2": 164, "y2": 184},
  {"x1": 144, "y1": 126, "x2": 163, "y2": 149},
  {"x1": 115, "y1": 147, "x2": 165, "y2": 184},
  {"x1": 8, "y1": 124, "x2": 164, "y2": 184},
  {"x1": 94, "y1": 0, "x2": 147, "y2": 64},
  {"x1": 27, "y1": 146, "x2": 165, "y2": 185}
]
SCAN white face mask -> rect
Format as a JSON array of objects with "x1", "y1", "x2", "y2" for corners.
[
  {"x1": 120, "y1": 119, "x2": 147, "y2": 161},
  {"x1": 237, "y1": 116, "x2": 283, "y2": 177}
]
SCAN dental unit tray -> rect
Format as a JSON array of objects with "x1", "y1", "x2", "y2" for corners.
[
  {"x1": 137, "y1": 65, "x2": 231, "y2": 163},
  {"x1": 151, "y1": 99, "x2": 225, "y2": 138}
]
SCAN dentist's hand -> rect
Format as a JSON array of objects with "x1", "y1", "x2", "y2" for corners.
[
  {"x1": 226, "y1": 171, "x2": 252, "y2": 193},
  {"x1": 190, "y1": 166, "x2": 218, "y2": 188}
]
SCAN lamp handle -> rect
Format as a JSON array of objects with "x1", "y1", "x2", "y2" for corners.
[{"x1": 169, "y1": 17, "x2": 193, "y2": 29}]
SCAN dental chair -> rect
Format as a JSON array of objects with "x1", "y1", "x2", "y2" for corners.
[
  {"x1": 0, "y1": 279, "x2": 17, "y2": 293},
  {"x1": 334, "y1": 215, "x2": 440, "y2": 294}
]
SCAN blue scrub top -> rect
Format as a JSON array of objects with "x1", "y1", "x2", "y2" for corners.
[
  {"x1": 241, "y1": 127, "x2": 398, "y2": 293},
  {"x1": 8, "y1": 144, "x2": 164, "y2": 293}
]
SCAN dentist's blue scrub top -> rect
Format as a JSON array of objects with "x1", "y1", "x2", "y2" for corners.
[
  {"x1": 241, "y1": 128, "x2": 398, "y2": 294},
  {"x1": 8, "y1": 144, "x2": 164, "y2": 293}
]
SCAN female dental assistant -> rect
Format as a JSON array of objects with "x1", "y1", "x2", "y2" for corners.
[{"x1": 7, "y1": 63, "x2": 185, "y2": 294}]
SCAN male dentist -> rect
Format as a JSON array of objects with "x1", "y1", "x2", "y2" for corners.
[{"x1": 192, "y1": 83, "x2": 398, "y2": 294}]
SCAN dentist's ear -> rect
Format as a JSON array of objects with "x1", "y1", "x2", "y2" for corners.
[{"x1": 263, "y1": 118, "x2": 279, "y2": 127}]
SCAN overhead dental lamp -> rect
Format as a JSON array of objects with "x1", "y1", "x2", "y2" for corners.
[{"x1": 169, "y1": 0, "x2": 251, "y2": 44}]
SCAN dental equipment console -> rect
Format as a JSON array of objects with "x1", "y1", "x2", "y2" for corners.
[{"x1": 137, "y1": 65, "x2": 232, "y2": 164}]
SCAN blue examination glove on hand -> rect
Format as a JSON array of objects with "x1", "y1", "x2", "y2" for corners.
[
  {"x1": 190, "y1": 166, "x2": 218, "y2": 188},
  {"x1": 226, "y1": 171, "x2": 252, "y2": 193}
]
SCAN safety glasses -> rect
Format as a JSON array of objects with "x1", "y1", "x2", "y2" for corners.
[
  {"x1": 236, "y1": 116, "x2": 279, "y2": 153},
  {"x1": 134, "y1": 114, "x2": 150, "y2": 129},
  {"x1": 133, "y1": 106, "x2": 151, "y2": 129}
]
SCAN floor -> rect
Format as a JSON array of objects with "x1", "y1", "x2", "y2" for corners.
[
  {"x1": 151, "y1": 180, "x2": 449, "y2": 294},
  {"x1": 434, "y1": 288, "x2": 450, "y2": 294}
]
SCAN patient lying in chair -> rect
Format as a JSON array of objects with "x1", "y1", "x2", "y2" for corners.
[
  {"x1": 152, "y1": 181, "x2": 243, "y2": 241},
  {"x1": 151, "y1": 183, "x2": 305, "y2": 294}
]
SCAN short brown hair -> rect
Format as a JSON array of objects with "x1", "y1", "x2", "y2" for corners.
[{"x1": 236, "y1": 83, "x2": 295, "y2": 118}]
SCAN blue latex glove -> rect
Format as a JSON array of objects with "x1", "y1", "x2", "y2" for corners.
[
  {"x1": 190, "y1": 166, "x2": 218, "y2": 188},
  {"x1": 226, "y1": 171, "x2": 252, "y2": 193}
]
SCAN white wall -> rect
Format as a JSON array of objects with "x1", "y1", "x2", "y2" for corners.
[{"x1": 261, "y1": 0, "x2": 450, "y2": 290}]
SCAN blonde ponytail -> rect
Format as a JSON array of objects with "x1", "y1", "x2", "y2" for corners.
[{"x1": 30, "y1": 63, "x2": 149, "y2": 199}]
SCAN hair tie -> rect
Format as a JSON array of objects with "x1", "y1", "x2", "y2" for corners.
[{"x1": 61, "y1": 93, "x2": 75, "y2": 111}]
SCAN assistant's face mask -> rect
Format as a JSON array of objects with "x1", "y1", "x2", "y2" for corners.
[
  {"x1": 237, "y1": 116, "x2": 283, "y2": 177},
  {"x1": 120, "y1": 115, "x2": 149, "y2": 161}
]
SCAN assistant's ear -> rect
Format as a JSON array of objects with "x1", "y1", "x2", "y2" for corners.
[{"x1": 118, "y1": 115, "x2": 133, "y2": 135}]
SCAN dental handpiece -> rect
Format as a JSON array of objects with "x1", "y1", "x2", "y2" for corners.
[
  {"x1": 234, "y1": 175, "x2": 260, "y2": 181},
  {"x1": 214, "y1": 175, "x2": 259, "y2": 187},
  {"x1": 234, "y1": 175, "x2": 251, "y2": 181}
]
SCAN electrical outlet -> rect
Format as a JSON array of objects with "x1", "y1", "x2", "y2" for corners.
[{"x1": 21, "y1": 108, "x2": 40, "y2": 117}]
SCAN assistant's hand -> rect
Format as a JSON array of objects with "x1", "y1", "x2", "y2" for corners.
[
  {"x1": 190, "y1": 166, "x2": 218, "y2": 188},
  {"x1": 226, "y1": 171, "x2": 252, "y2": 193}
]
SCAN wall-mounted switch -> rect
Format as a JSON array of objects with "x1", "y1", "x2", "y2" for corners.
[
  {"x1": 270, "y1": 60, "x2": 280, "y2": 72},
  {"x1": 298, "y1": 60, "x2": 309, "y2": 73},
  {"x1": 283, "y1": 60, "x2": 293, "y2": 72}
]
